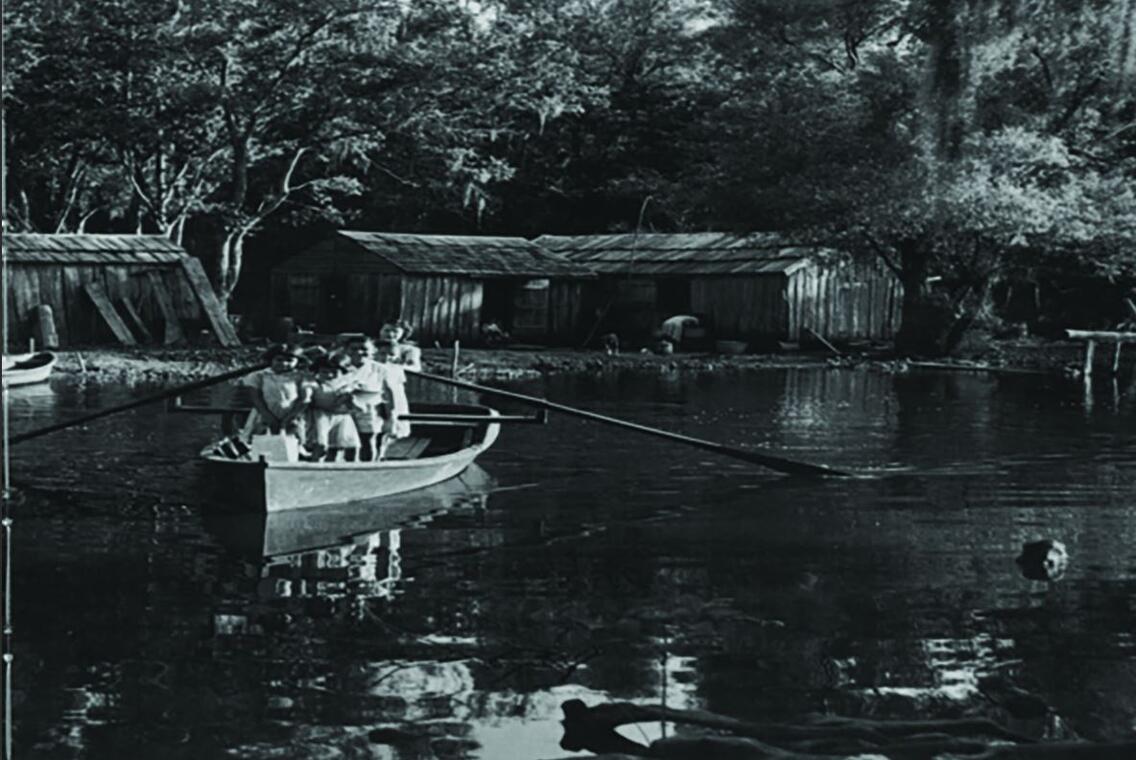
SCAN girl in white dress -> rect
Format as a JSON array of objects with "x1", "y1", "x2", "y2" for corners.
[
  {"x1": 343, "y1": 337, "x2": 410, "y2": 461},
  {"x1": 377, "y1": 320, "x2": 422, "y2": 372},
  {"x1": 239, "y1": 344, "x2": 308, "y2": 441},
  {"x1": 304, "y1": 353, "x2": 360, "y2": 461}
]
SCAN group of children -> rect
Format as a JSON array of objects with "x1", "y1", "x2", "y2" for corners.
[{"x1": 234, "y1": 322, "x2": 423, "y2": 463}]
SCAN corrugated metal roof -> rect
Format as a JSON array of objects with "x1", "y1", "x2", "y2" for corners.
[
  {"x1": 533, "y1": 233, "x2": 818, "y2": 276},
  {"x1": 336, "y1": 231, "x2": 590, "y2": 278},
  {"x1": 5, "y1": 233, "x2": 188, "y2": 263}
]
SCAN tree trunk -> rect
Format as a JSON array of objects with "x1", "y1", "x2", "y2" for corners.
[
  {"x1": 213, "y1": 228, "x2": 247, "y2": 305},
  {"x1": 922, "y1": 0, "x2": 968, "y2": 159},
  {"x1": 893, "y1": 241, "x2": 935, "y2": 356},
  {"x1": 942, "y1": 277, "x2": 993, "y2": 355}
]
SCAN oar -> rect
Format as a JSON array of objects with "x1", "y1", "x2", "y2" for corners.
[
  {"x1": 409, "y1": 370, "x2": 849, "y2": 477},
  {"x1": 9, "y1": 363, "x2": 268, "y2": 445}
]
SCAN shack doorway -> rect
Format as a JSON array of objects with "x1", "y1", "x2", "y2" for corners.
[
  {"x1": 481, "y1": 279, "x2": 513, "y2": 337},
  {"x1": 511, "y1": 279, "x2": 550, "y2": 338},
  {"x1": 479, "y1": 278, "x2": 552, "y2": 341}
]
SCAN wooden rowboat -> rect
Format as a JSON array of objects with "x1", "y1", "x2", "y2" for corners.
[
  {"x1": 200, "y1": 403, "x2": 504, "y2": 513},
  {"x1": 2, "y1": 352, "x2": 57, "y2": 387},
  {"x1": 203, "y1": 464, "x2": 495, "y2": 558}
]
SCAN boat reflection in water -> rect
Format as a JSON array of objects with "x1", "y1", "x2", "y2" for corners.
[{"x1": 203, "y1": 465, "x2": 494, "y2": 626}]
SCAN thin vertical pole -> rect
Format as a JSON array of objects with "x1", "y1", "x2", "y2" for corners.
[
  {"x1": 450, "y1": 340, "x2": 460, "y2": 403},
  {"x1": 1083, "y1": 340, "x2": 1095, "y2": 385},
  {"x1": 659, "y1": 638, "x2": 668, "y2": 740},
  {"x1": 2, "y1": 385, "x2": 12, "y2": 760},
  {"x1": 2, "y1": 27, "x2": 16, "y2": 756},
  {"x1": 1, "y1": 73, "x2": 7, "y2": 358}
]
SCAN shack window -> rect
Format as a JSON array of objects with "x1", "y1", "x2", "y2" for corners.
[{"x1": 513, "y1": 279, "x2": 550, "y2": 332}]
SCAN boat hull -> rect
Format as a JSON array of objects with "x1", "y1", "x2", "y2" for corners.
[
  {"x1": 2, "y1": 352, "x2": 56, "y2": 387},
  {"x1": 202, "y1": 406, "x2": 500, "y2": 513},
  {"x1": 204, "y1": 464, "x2": 494, "y2": 557}
]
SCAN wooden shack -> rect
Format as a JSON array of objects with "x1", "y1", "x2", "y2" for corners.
[
  {"x1": 271, "y1": 231, "x2": 593, "y2": 344},
  {"x1": 4, "y1": 233, "x2": 238, "y2": 349},
  {"x1": 535, "y1": 233, "x2": 902, "y2": 346}
]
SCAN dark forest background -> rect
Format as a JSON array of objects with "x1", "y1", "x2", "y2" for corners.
[{"x1": 4, "y1": 0, "x2": 1135, "y2": 352}]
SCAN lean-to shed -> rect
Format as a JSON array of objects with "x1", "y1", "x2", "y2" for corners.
[
  {"x1": 535, "y1": 233, "x2": 902, "y2": 346},
  {"x1": 3, "y1": 233, "x2": 238, "y2": 349},
  {"x1": 271, "y1": 231, "x2": 593, "y2": 344}
]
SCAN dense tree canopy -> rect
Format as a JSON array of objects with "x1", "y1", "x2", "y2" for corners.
[{"x1": 4, "y1": 0, "x2": 1135, "y2": 350}]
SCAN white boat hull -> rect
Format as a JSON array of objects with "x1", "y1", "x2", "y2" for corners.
[
  {"x1": 2, "y1": 352, "x2": 56, "y2": 387},
  {"x1": 202, "y1": 406, "x2": 500, "y2": 512}
]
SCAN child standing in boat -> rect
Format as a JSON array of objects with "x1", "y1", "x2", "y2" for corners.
[
  {"x1": 378, "y1": 320, "x2": 422, "y2": 372},
  {"x1": 239, "y1": 344, "x2": 309, "y2": 440},
  {"x1": 304, "y1": 353, "x2": 360, "y2": 461},
  {"x1": 343, "y1": 336, "x2": 409, "y2": 461}
]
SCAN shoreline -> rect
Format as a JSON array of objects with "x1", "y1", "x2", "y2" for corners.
[{"x1": 35, "y1": 337, "x2": 1101, "y2": 385}]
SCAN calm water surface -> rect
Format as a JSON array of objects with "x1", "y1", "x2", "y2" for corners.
[{"x1": 6, "y1": 368, "x2": 1136, "y2": 758}]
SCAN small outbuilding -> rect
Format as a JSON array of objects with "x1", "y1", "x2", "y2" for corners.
[
  {"x1": 4, "y1": 233, "x2": 238, "y2": 349},
  {"x1": 271, "y1": 231, "x2": 594, "y2": 345},
  {"x1": 535, "y1": 232, "x2": 902, "y2": 347}
]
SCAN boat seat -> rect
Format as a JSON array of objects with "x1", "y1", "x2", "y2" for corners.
[{"x1": 383, "y1": 437, "x2": 431, "y2": 460}]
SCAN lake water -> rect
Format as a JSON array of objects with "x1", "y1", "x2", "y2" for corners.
[{"x1": 5, "y1": 367, "x2": 1135, "y2": 758}]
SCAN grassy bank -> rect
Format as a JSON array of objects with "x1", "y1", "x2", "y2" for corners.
[
  {"x1": 39, "y1": 335, "x2": 1112, "y2": 385},
  {"x1": 48, "y1": 345, "x2": 839, "y2": 384}
]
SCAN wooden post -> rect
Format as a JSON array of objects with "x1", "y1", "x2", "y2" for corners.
[
  {"x1": 1111, "y1": 342, "x2": 1122, "y2": 376},
  {"x1": 178, "y1": 257, "x2": 240, "y2": 347},
  {"x1": 145, "y1": 271, "x2": 185, "y2": 345},
  {"x1": 805, "y1": 326, "x2": 841, "y2": 356},
  {"x1": 83, "y1": 282, "x2": 137, "y2": 346},
  {"x1": 1083, "y1": 340, "x2": 1095, "y2": 383},
  {"x1": 34, "y1": 305, "x2": 59, "y2": 349},
  {"x1": 118, "y1": 297, "x2": 155, "y2": 343},
  {"x1": 451, "y1": 340, "x2": 460, "y2": 403}
]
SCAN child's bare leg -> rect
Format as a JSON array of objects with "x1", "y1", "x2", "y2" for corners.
[{"x1": 359, "y1": 434, "x2": 377, "y2": 462}]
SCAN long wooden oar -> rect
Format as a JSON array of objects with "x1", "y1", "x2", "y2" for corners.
[
  {"x1": 9, "y1": 363, "x2": 268, "y2": 445},
  {"x1": 409, "y1": 370, "x2": 849, "y2": 477}
]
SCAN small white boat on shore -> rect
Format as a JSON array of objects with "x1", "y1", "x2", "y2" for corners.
[
  {"x1": 2, "y1": 352, "x2": 57, "y2": 387},
  {"x1": 200, "y1": 403, "x2": 505, "y2": 513}
]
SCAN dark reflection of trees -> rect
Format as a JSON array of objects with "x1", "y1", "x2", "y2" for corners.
[
  {"x1": 891, "y1": 372, "x2": 990, "y2": 467},
  {"x1": 426, "y1": 518, "x2": 668, "y2": 697},
  {"x1": 976, "y1": 577, "x2": 1136, "y2": 742},
  {"x1": 12, "y1": 480, "x2": 501, "y2": 758}
]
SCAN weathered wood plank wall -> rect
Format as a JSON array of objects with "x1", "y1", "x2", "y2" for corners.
[
  {"x1": 400, "y1": 275, "x2": 483, "y2": 345},
  {"x1": 790, "y1": 258, "x2": 902, "y2": 342},
  {"x1": 5, "y1": 263, "x2": 205, "y2": 347},
  {"x1": 691, "y1": 276, "x2": 788, "y2": 341},
  {"x1": 341, "y1": 272, "x2": 400, "y2": 331},
  {"x1": 549, "y1": 281, "x2": 584, "y2": 343},
  {"x1": 686, "y1": 260, "x2": 901, "y2": 344}
]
